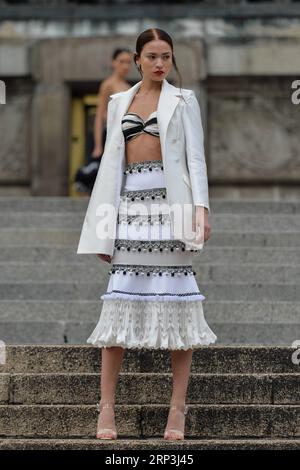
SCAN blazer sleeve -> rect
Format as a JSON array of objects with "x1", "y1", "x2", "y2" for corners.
[
  {"x1": 105, "y1": 97, "x2": 115, "y2": 138},
  {"x1": 97, "y1": 97, "x2": 116, "y2": 162},
  {"x1": 182, "y1": 90, "x2": 210, "y2": 214}
]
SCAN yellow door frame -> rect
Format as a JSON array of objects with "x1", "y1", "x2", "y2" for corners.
[{"x1": 69, "y1": 94, "x2": 98, "y2": 197}]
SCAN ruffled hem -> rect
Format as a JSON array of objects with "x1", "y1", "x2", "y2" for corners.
[
  {"x1": 87, "y1": 298, "x2": 217, "y2": 350},
  {"x1": 100, "y1": 292, "x2": 206, "y2": 302}
]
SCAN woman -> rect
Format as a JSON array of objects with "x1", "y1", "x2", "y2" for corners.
[
  {"x1": 79, "y1": 28, "x2": 218, "y2": 440},
  {"x1": 74, "y1": 47, "x2": 132, "y2": 195},
  {"x1": 92, "y1": 47, "x2": 133, "y2": 160}
]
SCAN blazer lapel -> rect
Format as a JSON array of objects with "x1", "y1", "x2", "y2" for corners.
[
  {"x1": 157, "y1": 78, "x2": 184, "y2": 153},
  {"x1": 109, "y1": 79, "x2": 142, "y2": 129}
]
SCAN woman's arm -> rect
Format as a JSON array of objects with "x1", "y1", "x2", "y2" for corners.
[
  {"x1": 181, "y1": 90, "x2": 210, "y2": 215},
  {"x1": 92, "y1": 81, "x2": 111, "y2": 158}
]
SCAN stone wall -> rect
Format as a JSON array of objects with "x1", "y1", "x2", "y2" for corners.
[
  {"x1": 0, "y1": 4, "x2": 300, "y2": 197},
  {"x1": 208, "y1": 76, "x2": 300, "y2": 183}
]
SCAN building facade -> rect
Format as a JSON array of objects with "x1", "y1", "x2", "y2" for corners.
[{"x1": 0, "y1": 0, "x2": 300, "y2": 200}]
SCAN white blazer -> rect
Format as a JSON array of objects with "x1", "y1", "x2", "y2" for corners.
[{"x1": 77, "y1": 78, "x2": 210, "y2": 256}]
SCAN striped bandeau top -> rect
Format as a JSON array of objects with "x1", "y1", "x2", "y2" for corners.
[{"x1": 121, "y1": 110, "x2": 159, "y2": 142}]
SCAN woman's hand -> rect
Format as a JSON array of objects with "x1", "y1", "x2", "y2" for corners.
[
  {"x1": 192, "y1": 206, "x2": 211, "y2": 244},
  {"x1": 96, "y1": 254, "x2": 112, "y2": 263},
  {"x1": 92, "y1": 146, "x2": 103, "y2": 158}
]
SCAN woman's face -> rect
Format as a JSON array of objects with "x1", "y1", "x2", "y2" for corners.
[
  {"x1": 136, "y1": 39, "x2": 173, "y2": 81},
  {"x1": 112, "y1": 52, "x2": 133, "y2": 76}
]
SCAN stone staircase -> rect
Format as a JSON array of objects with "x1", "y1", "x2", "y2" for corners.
[
  {"x1": 0, "y1": 197, "x2": 299, "y2": 345},
  {"x1": 0, "y1": 345, "x2": 299, "y2": 449},
  {"x1": 0, "y1": 197, "x2": 299, "y2": 449}
]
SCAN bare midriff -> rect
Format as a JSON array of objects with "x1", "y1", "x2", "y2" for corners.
[{"x1": 125, "y1": 134, "x2": 162, "y2": 164}]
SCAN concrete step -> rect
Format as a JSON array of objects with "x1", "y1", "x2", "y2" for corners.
[
  {"x1": 0, "y1": 197, "x2": 88, "y2": 212},
  {"x1": 0, "y1": 437, "x2": 299, "y2": 450},
  {"x1": 1, "y1": 372, "x2": 298, "y2": 405},
  {"x1": 1, "y1": 261, "x2": 300, "y2": 284},
  {"x1": 0, "y1": 346, "x2": 298, "y2": 447},
  {"x1": 0, "y1": 346, "x2": 298, "y2": 374},
  {"x1": 1, "y1": 212, "x2": 300, "y2": 231},
  {"x1": 0, "y1": 196, "x2": 299, "y2": 346},
  {"x1": 1, "y1": 229, "x2": 300, "y2": 247},
  {"x1": 0, "y1": 403, "x2": 299, "y2": 439},
  {"x1": 1, "y1": 246, "x2": 300, "y2": 264},
  {"x1": 0, "y1": 196, "x2": 299, "y2": 214}
]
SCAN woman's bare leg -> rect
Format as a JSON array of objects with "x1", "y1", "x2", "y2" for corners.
[
  {"x1": 164, "y1": 349, "x2": 193, "y2": 437},
  {"x1": 97, "y1": 346, "x2": 125, "y2": 437}
]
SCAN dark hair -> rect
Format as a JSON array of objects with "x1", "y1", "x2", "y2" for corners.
[
  {"x1": 112, "y1": 47, "x2": 132, "y2": 60},
  {"x1": 133, "y1": 28, "x2": 182, "y2": 91}
]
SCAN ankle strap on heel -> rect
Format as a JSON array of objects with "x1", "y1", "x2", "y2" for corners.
[
  {"x1": 96, "y1": 401, "x2": 115, "y2": 413},
  {"x1": 169, "y1": 403, "x2": 189, "y2": 415}
]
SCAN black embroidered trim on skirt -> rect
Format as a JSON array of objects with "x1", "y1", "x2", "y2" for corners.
[
  {"x1": 109, "y1": 264, "x2": 196, "y2": 276},
  {"x1": 124, "y1": 160, "x2": 163, "y2": 174},
  {"x1": 117, "y1": 213, "x2": 171, "y2": 225},
  {"x1": 120, "y1": 187, "x2": 167, "y2": 201},
  {"x1": 114, "y1": 239, "x2": 196, "y2": 252},
  {"x1": 104, "y1": 289, "x2": 201, "y2": 297}
]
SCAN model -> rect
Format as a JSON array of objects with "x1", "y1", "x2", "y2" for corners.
[
  {"x1": 77, "y1": 27, "x2": 218, "y2": 441},
  {"x1": 74, "y1": 47, "x2": 132, "y2": 195}
]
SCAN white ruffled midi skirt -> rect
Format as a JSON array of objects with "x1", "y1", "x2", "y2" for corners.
[{"x1": 87, "y1": 159, "x2": 217, "y2": 350}]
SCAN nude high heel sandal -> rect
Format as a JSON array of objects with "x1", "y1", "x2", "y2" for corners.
[
  {"x1": 163, "y1": 403, "x2": 189, "y2": 440},
  {"x1": 96, "y1": 401, "x2": 117, "y2": 439}
]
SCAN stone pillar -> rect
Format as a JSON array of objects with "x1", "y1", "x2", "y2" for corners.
[{"x1": 31, "y1": 83, "x2": 71, "y2": 195}]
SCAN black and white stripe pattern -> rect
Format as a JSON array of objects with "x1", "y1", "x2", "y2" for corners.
[{"x1": 121, "y1": 111, "x2": 159, "y2": 141}]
